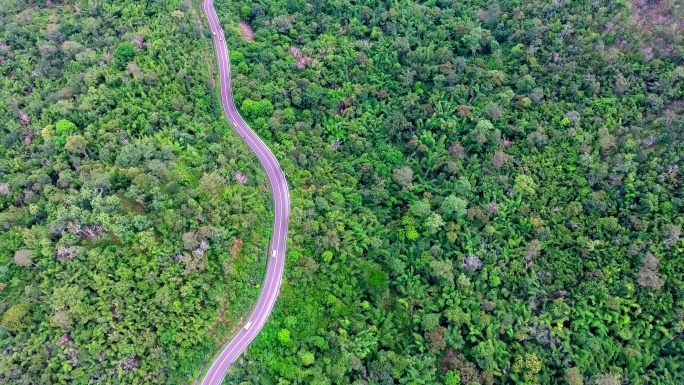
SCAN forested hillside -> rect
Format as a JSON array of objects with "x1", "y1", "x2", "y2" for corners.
[
  {"x1": 0, "y1": 1, "x2": 272, "y2": 384},
  {"x1": 214, "y1": 0, "x2": 684, "y2": 384},
  {"x1": 2, "y1": 0, "x2": 684, "y2": 384}
]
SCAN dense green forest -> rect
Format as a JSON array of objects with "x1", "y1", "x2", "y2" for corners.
[
  {"x1": 1, "y1": 0, "x2": 684, "y2": 384},
  {"x1": 0, "y1": 1, "x2": 273, "y2": 384},
  {"x1": 214, "y1": 0, "x2": 684, "y2": 384}
]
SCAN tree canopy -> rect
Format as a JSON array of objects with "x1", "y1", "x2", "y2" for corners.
[
  {"x1": 0, "y1": 1, "x2": 271, "y2": 383},
  {"x1": 211, "y1": 0, "x2": 684, "y2": 383},
  {"x1": 1, "y1": 0, "x2": 683, "y2": 384}
]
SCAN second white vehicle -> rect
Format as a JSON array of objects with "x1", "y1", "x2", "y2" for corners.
[
  {"x1": 243, "y1": 321, "x2": 252, "y2": 330},
  {"x1": 272, "y1": 250, "x2": 277, "y2": 258}
]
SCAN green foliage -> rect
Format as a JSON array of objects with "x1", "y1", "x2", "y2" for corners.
[
  {"x1": 442, "y1": 195, "x2": 468, "y2": 220},
  {"x1": 565, "y1": 367, "x2": 584, "y2": 385},
  {"x1": 278, "y1": 328, "x2": 292, "y2": 345},
  {"x1": 54, "y1": 119, "x2": 77, "y2": 148},
  {"x1": 514, "y1": 174, "x2": 537, "y2": 196},
  {"x1": 366, "y1": 267, "x2": 389, "y2": 293},
  {"x1": 115, "y1": 42, "x2": 136, "y2": 62},
  {"x1": 445, "y1": 370, "x2": 461, "y2": 385},
  {"x1": 410, "y1": 200, "x2": 431, "y2": 218},
  {"x1": 299, "y1": 351, "x2": 315, "y2": 366},
  {"x1": 512, "y1": 353, "x2": 542, "y2": 382},
  {"x1": 321, "y1": 250, "x2": 333, "y2": 263},
  {"x1": 1, "y1": 304, "x2": 28, "y2": 331},
  {"x1": 241, "y1": 98, "x2": 274, "y2": 119},
  {"x1": 0, "y1": 2, "x2": 270, "y2": 383}
]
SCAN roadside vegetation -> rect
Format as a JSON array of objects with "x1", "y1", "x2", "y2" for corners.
[
  {"x1": 215, "y1": 0, "x2": 684, "y2": 384},
  {"x1": 0, "y1": 1, "x2": 271, "y2": 384}
]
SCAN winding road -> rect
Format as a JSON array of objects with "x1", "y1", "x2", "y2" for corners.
[{"x1": 201, "y1": 0, "x2": 290, "y2": 383}]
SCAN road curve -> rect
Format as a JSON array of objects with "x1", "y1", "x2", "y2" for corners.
[{"x1": 201, "y1": 0, "x2": 290, "y2": 383}]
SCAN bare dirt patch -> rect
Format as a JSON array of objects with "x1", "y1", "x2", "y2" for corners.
[
  {"x1": 230, "y1": 237, "x2": 244, "y2": 258},
  {"x1": 629, "y1": 0, "x2": 683, "y2": 62},
  {"x1": 239, "y1": 20, "x2": 255, "y2": 42},
  {"x1": 289, "y1": 46, "x2": 313, "y2": 69}
]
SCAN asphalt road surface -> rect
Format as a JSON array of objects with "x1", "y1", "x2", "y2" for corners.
[{"x1": 201, "y1": 0, "x2": 290, "y2": 383}]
